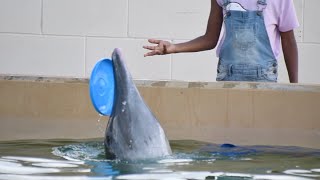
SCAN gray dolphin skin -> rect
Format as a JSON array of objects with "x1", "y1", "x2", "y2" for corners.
[{"x1": 104, "y1": 48, "x2": 172, "y2": 161}]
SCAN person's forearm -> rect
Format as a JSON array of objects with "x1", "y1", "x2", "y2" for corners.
[
  {"x1": 143, "y1": 0, "x2": 222, "y2": 56},
  {"x1": 281, "y1": 30, "x2": 298, "y2": 83},
  {"x1": 173, "y1": 35, "x2": 217, "y2": 53}
]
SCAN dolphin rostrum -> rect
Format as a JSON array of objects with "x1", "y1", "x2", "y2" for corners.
[{"x1": 104, "y1": 48, "x2": 172, "y2": 161}]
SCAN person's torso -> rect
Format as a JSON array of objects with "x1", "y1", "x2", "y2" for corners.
[
  {"x1": 216, "y1": 0, "x2": 293, "y2": 59},
  {"x1": 216, "y1": 0, "x2": 278, "y2": 82}
]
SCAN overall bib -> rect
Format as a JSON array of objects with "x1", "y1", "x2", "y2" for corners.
[{"x1": 217, "y1": 0, "x2": 278, "y2": 82}]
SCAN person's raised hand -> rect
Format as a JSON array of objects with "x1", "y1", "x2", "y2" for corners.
[{"x1": 143, "y1": 39, "x2": 176, "y2": 57}]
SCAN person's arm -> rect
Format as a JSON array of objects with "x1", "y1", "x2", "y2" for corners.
[
  {"x1": 280, "y1": 30, "x2": 298, "y2": 83},
  {"x1": 143, "y1": 0, "x2": 223, "y2": 57}
]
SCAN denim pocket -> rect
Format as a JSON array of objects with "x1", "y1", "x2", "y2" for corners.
[
  {"x1": 262, "y1": 62, "x2": 278, "y2": 82},
  {"x1": 232, "y1": 24, "x2": 256, "y2": 51},
  {"x1": 216, "y1": 65, "x2": 228, "y2": 81}
]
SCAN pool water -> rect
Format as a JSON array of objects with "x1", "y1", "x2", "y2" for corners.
[{"x1": 0, "y1": 139, "x2": 319, "y2": 180}]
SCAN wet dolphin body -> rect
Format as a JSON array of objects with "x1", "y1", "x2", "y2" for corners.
[{"x1": 104, "y1": 48, "x2": 172, "y2": 161}]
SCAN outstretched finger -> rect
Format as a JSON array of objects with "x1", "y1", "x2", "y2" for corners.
[
  {"x1": 144, "y1": 51, "x2": 157, "y2": 57},
  {"x1": 148, "y1": 39, "x2": 161, "y2": 44},
  {"x1": 143, "y1": 45, "x2": 157, "y2": 50}
]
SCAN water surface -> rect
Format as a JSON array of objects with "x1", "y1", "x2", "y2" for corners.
[{"x1": 0, "y1": 139, "x2": 319, "y2": 180}]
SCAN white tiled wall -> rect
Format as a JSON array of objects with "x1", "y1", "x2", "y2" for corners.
[
  {"x1": 299, "y1": 43, "x2": 320, "y2": 84},
  {"x1": 0, "y1": 0, "x2": 319, "y2": 84},
  {"x1": 43, "y1": 0, "x2": 128, "y2": 37},
  {"x1": 0, "y1": 34, "x2": 85, "y2": 77},
  {"x1": 0, "y1": 0, "x2": 42, "y2": 34},
  {"x1": 171, "y1": 40, "x2": 218, "y2": 82},
  {"x1": 303, "y1": 0, "x2": 320, "y2": 43},
  {"x1": 129, "y1": 0, "x2": 209, "y2": 39}
]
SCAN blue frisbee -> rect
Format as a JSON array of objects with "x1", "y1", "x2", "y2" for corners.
[{"x1": 89, "y1": 59, "x2": 115, "y2": 116}]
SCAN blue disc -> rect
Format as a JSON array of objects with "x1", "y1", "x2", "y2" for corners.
[{"x1": 89, "y1": 59, "x2": 115, "y2": 116}]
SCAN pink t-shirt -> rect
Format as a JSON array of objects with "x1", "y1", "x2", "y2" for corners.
[{"x1": 216, "y1": 0, "x2": 299, "y2": 59}]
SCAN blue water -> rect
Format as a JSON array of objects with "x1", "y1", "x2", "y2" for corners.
[{"x1": 0, "y1": 139, "x2": 319, "y2": 180}]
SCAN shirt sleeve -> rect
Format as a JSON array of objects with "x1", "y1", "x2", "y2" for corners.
[
  {"x1": 216, "y1": 0, "x2": 223, "y2": 7},
  {"x1": 278, "y1": 0, "x2": 300, "y2": 32}
]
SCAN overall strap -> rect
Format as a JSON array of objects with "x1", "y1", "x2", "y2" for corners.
[
  {"x1": 258, "y1": 0, "x2": 267, "y2": 6},
  {"x1": 257, "y1": 0, "x2": 267, "y2": 12},
  {"x1": 222, "y1": 0, "x2": 230, "y2": 9},
  {"x1": 222, "y1": 0, "x2": 231, "y2": 15}
]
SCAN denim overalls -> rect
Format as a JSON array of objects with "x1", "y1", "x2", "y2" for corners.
[{"x1": 217, "y1": 0, "x2": 278, "y2": 82}]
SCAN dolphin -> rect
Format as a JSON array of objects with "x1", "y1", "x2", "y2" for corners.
[{"x1": 104, "y1": 48, "x2": 172, "y2": 161}]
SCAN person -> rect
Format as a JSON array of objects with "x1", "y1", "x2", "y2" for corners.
[{"x1": 143, "y1": 0, "x2": 299, "y2": 83}]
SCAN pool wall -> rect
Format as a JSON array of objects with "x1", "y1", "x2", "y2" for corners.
[{"x1": 1, "y1": 76, "x2": 319, "y2": 149}]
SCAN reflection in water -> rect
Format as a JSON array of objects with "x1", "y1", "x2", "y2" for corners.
[{"x1": 0, "y1": 139, "x2": 319, "y2": 180}]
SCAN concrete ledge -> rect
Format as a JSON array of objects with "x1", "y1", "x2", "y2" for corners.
[{"x1": 1, "y1": 76, "x2": 320, "y2": 149}]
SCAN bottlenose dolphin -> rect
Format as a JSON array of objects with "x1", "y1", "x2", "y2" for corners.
[{"x1": 104, "y1": 48, "x2": 172, "y2": 161}]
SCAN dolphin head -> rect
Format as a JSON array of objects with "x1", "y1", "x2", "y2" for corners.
[{"x1": 104, "y1": 48, "x2": 172, "y2": 161}]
